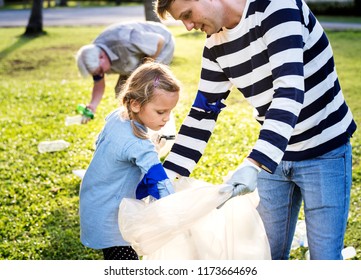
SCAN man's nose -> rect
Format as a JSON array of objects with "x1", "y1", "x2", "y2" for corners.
[{"x1": 183, "y1": 20, "x2": 194, "y2": 31}]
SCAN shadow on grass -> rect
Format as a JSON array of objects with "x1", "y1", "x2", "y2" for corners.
[{"x1": 0, "y1": 32, "x2": 46, "y2": 62}]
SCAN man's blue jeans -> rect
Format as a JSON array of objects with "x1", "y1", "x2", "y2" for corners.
[{"x1": 257, "y1": 142, "x2": 352, "y2": 260}]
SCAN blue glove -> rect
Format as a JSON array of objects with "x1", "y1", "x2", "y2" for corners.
[
  {"x1": 136, "y1": 163, "x2": 171, "y2": 200},
  {"x1": 220, "y1": 158, "x2": 261, "y2": 199},
  {"x1": 157, "y1": 179, "x2": 175, "y2": 198}
]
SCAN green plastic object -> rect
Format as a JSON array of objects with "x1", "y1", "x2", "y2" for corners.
[{"x1": 77, "y1": 104, "x2": 94, "y2": 119}]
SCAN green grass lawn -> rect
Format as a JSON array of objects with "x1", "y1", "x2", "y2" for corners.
[{"x1": 0, "y1": 25, "x2": 360, "y2": 260}]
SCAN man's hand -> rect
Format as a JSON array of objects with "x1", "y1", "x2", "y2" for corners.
[
  {"x1": 218, "y1": 158, "x2": 261, "y2": 206},
  {"x1": 80, "y1": 105, "x2": 95, "y2": 124}
]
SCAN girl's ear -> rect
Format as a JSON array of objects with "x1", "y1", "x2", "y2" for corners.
[{"x1": 130, "y1": 100, "x2": 141, "y2": 114}]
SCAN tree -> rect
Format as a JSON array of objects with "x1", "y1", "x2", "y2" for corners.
[
  {"x1": 144, "y1": 0, "x2": 160, "y2": 22},
  {"x1": 24, "y1": 0, "x2": 46, "y2": 36},
  {"x1": 355, "y1": 0, "x2": 361, "y2": 16},
  {"x1": 56, "y1": 0, "x2": 68, "y2": 7}
]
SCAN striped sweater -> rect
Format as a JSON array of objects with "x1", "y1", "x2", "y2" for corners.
[{"x1": 164, "y1": 0, "x2": 356, "y2": 175}]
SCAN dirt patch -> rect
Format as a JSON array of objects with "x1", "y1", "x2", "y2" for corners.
[{"x1": 8, "y1": 57, "x2": 51, "y2": 73}]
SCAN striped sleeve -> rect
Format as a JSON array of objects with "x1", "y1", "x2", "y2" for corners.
[
  {"x1": 164, "y1": 0, "x2": 356, "y2": 176},
  {"x1": 163, "y1": 49, "x2": 232, "y2": 176},
  {"x1": 247, "y1": 0, "x2": 307, "y2": 171}
]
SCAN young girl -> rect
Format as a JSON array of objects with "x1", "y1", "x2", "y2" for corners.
[{"x1": 79, "y1": 61, "x2": 181, "y2": 260}]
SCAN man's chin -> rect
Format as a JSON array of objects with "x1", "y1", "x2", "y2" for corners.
[{"x1": 202, "y1": 27, "x2": 216, "y2": 36}]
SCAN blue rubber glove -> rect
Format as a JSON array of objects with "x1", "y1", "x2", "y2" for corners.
[
  {"x1": 219, "y1": 158, "x2": 261, "y2": 202},
  {"x1": 157, "y1": 178, "x2": 175, "y2": 198}
]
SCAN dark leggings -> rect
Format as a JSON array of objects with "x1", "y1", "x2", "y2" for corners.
[{"x1": 102, "y1": 246, "x2": 139, "y2": 260}]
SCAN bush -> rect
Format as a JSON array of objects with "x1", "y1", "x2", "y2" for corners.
[{"x1": 306, "y1": 0, "x2": 360, "y2": 16}]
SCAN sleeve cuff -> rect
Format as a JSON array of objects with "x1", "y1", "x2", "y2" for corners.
[{"x1": 164, "y1": 168, "x2": 179, "y2": 181}]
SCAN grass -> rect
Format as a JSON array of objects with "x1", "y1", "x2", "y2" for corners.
[
  {"x1": 0, "y1": 25, "x2": 360, "y2": 260},
  {"x1": 317, "y1": 15, "x2": 361, "y2": 24}
]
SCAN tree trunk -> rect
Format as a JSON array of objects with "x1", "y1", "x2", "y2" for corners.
[
  {"x1": 24, "y1": 0, "x2": 45, "y2": 36},
  {"x1": 355, "y1": 0, "x2": 361, "y2": 16},
  {"x1": 56, "y1": 0, "x2": 68, "y2": 7},
  {"x1": 144, "y1": 0, "x2": 160, "y2": 22}
]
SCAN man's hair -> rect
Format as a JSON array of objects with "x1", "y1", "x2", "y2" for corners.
[
  {"x1": 75, "y1": 44, "x2": 102, "y2": 77},
  {"x1": 155, "y1": 0, "x2": 176, "y2": 20}
]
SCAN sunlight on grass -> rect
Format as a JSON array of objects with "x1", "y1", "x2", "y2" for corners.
[{"x1": 0, "y1": 25, "x2": 360, "y2": 260}]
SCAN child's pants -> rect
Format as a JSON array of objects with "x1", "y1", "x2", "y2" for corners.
[{"x1": 102, "y1": 246, "x2": 138, "y2": 260}]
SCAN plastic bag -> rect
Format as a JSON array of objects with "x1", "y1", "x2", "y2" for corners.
[{"x1": 118, "y1": 177, "x2": 271, "y2": 260}]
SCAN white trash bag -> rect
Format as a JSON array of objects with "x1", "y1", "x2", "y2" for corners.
[{"x1": 118, "y1": 177, "x2": 271, "y2": 260}]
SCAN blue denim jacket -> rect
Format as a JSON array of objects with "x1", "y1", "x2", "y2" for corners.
[{"x1": 79, "y1": 109, "x2": 165, "y2": 249}]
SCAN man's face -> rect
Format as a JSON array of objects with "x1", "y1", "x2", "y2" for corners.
[
  {"x1": 168, "y1": 0, "x2": 221, "y2": 35},
  {"x1": 92, "y1": 50, "x2": 111, "y2": 76}
]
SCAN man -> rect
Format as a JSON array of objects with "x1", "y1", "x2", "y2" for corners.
[
  {"x1": 76, "y1": 21, "x2": 175, "y2": 122},
  {"x1": 155, "y1": 0, "x2": 357, "y2": 260}
]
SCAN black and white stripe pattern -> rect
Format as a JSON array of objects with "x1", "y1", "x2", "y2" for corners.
[{"x1": 164, "y1": 0, "x2": 356, "y2": 175}]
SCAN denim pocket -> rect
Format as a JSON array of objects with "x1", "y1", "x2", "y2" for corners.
[{"x1": 316, "y1": 142, "x2": 349, "y2": 160}]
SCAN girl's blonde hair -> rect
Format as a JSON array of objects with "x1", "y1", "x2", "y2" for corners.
[{"x1": 120, "y1": 60, "x2": 181, "y2": 139}]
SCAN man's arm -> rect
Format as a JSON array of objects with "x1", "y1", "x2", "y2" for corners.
[
  {"x1": 163, "y1": 90, "x2": 229, "y2": 179},
  {"x1": 151, "y1": 36, "x2": 165, "y2": 60},
  {"x1": 88, "y1": 78, "x2": 105, "y2": 113},
  {"x1": 81, "y1": 78, "x2": 106, "y2": 124}
]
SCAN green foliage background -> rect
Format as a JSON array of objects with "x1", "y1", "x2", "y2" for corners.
[{"x1": 0, "y1": 25, "x2": 360, "y2": 260}]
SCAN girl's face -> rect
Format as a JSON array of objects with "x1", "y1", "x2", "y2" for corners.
[{"x1": 131, "y1": 88, "x2": 179, "y2": 131}]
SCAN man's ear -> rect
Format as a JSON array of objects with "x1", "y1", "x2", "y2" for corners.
[
  {"x1": 130, "y1": 100, "x2": 141, "y2": 113},
  {"x1": 99, "y1": 51, "x2": 107, "y2": 64}
]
